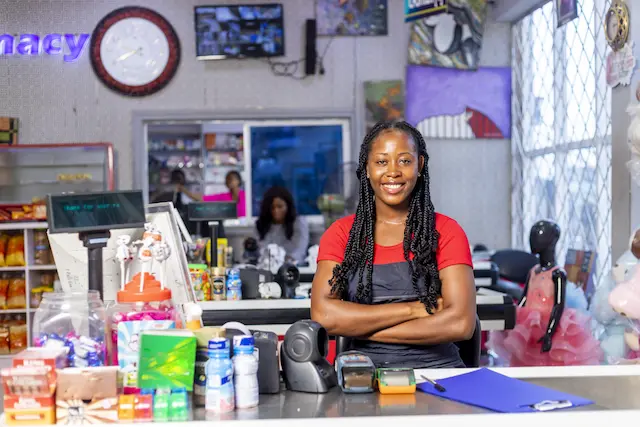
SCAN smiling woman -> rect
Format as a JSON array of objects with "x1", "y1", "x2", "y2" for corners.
[{"x1": 310, "y1": 119, "x2": 476, "y2": 369}]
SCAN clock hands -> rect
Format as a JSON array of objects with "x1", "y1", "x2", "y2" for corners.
[{"x1": 115, "y1": 47, "x2": 143, "y2": 63}]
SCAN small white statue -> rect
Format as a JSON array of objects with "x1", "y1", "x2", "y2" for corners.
[
  {"x1": 133, "y1": 222, "x2": 163, "y2": 292},
  {"x1": 152, "y1": 241, "x2": 172, "y2": 290},
  {"x1": 116, "y1": 235, "x2": 134, "y2": 290}
]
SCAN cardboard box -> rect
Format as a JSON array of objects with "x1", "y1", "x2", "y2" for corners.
[
  {"x1": 4, "y1": 395, "x2": 55, "y2": 425},
  {"x1": 56, "y1": 398, "x2": 118, "y2": 424},
  {"x1": 13, "y1": 348, "x2": 68, "y2": 371},
  {"x1": 0, "y1": 117, "x2": 18, "y2": 145}
]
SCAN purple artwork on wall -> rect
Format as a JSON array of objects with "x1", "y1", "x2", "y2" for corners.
[{"x1": 405, "y1": 65, "x2": 512, "y2": 139}]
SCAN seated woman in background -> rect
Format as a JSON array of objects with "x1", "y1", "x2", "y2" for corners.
[
  {"x1": 202, "y1": 170, "x2": 246, "y2": 217},
  {"x1": 254, "y1": 186, "x2": 309, "y2": 264},
  {"x1": 311, "y1": 120, "x2": 476, "y2": 369}
]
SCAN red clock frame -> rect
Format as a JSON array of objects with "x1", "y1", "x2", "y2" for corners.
[{"x1": 90, "y1": 6, "x2": 181, "y2": 97}]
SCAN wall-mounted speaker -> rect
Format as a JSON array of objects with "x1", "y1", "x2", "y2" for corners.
[{"x1": 304, "y1": 19, "x2": 317, "y2": 75}]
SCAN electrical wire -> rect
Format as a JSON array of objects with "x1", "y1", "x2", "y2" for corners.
[{"x1": 264, "y1": 35, "x2": 334, "y2": 80}]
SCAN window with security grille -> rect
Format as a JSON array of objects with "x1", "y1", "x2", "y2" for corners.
[{"x1": 511, "y1": 0, "x2": 612, "y2": 287}]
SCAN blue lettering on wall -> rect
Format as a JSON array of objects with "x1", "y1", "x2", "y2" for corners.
[{"x1": 0, "y1": 33, "x2": 90, "y2": 62}]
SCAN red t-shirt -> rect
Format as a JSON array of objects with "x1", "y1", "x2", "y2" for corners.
[{"x1": 317, "y1": 213, "x2": 472, "y2": 269}]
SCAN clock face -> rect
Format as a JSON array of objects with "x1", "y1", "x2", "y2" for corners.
[
  {"x1": 100, "y1": 18, "x2": 170, "y2": 86},
  {"x1": 91, "y1": 7, "x2": 180, "y2": 97}
]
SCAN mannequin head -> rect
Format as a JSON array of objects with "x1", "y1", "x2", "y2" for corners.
[{"x1": 529, "y1": 220, "x2": 560, "y2": 266}]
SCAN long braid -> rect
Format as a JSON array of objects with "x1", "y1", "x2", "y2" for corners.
[{"x1": 329, "y1": 120, "x2": 441, "y2": 312}]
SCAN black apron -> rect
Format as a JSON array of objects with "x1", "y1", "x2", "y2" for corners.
[{"x1": 347, "y1": 261, "x2": 465, "y2": 369}]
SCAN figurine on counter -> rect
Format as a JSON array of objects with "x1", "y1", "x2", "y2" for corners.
[
  {"x1": 153, "y1": 239, "x2": 172, "y2": 291},
  {"x1": 487, "y1": 220, "x2": 603, "y2": 366},
  {"x1": 116, "y1": 235, "x2": 135, "y2": 290},
  {"x1": 590, "y1": 228, "x2": 640, "y2": 363},
  {"x1": 608, "y1": 228, "x2": 640, "y2": 362},
  {"x1": 133, "y1": 223, "x2": 163, "y2": 291}
]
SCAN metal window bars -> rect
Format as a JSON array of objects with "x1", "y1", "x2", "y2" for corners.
[{"x1": 511, "y1": 0, "x2": 612, "y2": 287}]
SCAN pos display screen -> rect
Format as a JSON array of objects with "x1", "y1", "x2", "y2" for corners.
[
  {"x1": 188, "y1": 201, "x2": 238, "y2": 221},
  {"x1": 47, "y1": 191, "x2": 146, "y2": 234}
]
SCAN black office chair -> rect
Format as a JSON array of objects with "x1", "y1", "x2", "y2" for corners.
[
  {"x1": 334, "y1": 316, "x2": 481, "y2": 368},
  {"x1": 490, "y1": 249, "x2": 538, "y2": 285},
  {"x1": 489, "y1": 249, "x2": 539, "y2": 300}
]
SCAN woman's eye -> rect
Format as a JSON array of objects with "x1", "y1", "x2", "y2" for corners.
[
  {"x1": 376, "y1": 160, "x2": 387, "y2": 165},
  {"x1": 400, "y1": 159, "x2": 412, "y2": 164}
]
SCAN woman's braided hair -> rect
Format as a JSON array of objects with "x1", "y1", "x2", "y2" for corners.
[{"x1": 328, "y1": 120, "x2": 441, "y2": 312}]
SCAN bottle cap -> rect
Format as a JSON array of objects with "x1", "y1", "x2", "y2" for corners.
[
  {"x1": 233, "y1": 335, "x2": 254, "y2": 354},
  {"x1": 209, "y1": 338, "x2": 229, "y2": 351}
]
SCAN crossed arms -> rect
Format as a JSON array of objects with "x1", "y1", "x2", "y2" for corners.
[{"x1": 310, "y1": 260, "x2": 477, "y2": 345}]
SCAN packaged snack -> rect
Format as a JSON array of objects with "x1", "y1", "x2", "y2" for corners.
[
  {"x1": 0, "y1": 326, "x2": 10, "y2": 355},
  {"x1": 9, "y1": 324, "x2": 27, "y2": 354},
  {"x1": 33, "y1": 232, "x2": 50, "y2": 265},
  {"x1": 5, "y1": 235, "x2": 25, "y2": 267},
  {"x1": 1, "y1": 365, "x2": 55, "y2": 396},
  {"x1": 0, "y1": 234, "x2": 7, "y2": 267},
  {"x1": 0, "y1": 274, "x2": 9, "y2": 309},
  {"x1": 7, "y1": 276, "x2": 26, "y2": 309},
  {"x1": 13, "y1": 347, "x2": 68, "y2": 373}
]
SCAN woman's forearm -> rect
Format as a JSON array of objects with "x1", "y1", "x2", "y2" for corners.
[
  {"x1": 364, "y1": 307, "x2": 476, "y2": 345},
  {"x1": 311, "y1": 298, "x2": 424, "y2": 337}
]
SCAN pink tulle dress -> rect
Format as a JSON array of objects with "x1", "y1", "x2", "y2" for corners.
[{"x1": 488, "y1": 266, "x2": 603, "y2": 366}]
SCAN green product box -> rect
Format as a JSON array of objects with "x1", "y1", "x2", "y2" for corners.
[{"x1": 138, "y1": 330, "x2": 197, "y2": 391}]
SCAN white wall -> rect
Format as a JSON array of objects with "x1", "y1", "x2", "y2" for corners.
[{"x1": 0, "y1": 0, "x2": 512, "y2": 249}]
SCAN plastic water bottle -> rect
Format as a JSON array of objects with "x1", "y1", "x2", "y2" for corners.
[
  {"x1": 232, "y1": 335, "x2": 259, "y2": 409},
  {"x1": 205, "y1": 338, "x2": 235, "y2": 413},
  {"x1": 226, "y1": 268, "x2": 243, "y2": 300}
]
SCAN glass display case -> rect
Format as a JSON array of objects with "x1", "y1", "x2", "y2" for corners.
[{"x1": 0, "y1": 143, "x2": 115, "y2": 203}]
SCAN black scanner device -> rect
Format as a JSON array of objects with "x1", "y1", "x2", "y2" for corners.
[{"x1": 280, "y1": 320, "x2": 337, "y2": 393}]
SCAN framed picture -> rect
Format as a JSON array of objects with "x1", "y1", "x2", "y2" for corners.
[{"x1": 556, "y1": 0, "x2": 578, "y2": 28}]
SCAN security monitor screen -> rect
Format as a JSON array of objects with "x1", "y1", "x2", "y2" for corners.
[{"x1": 195, "y1": 4, "x2": 285, "y2": 59}]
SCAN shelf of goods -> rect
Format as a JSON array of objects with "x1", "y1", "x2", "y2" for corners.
[
  {"x1": 0, "y1": 143, "x2": 115, "y2": 203},
  {"x1": 0, "y1": 221, "x2": 57, "y2": 365},
  {"x1": 147, "y1": 122, "x2": 245, "y2": 203}
]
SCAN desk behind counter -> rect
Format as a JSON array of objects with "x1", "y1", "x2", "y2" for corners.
[{"x1": 200, "y1": 288, "x2": 515, "y2": 335}]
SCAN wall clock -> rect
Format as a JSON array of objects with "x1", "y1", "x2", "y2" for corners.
[
  {"x1": 604, "y1": 0, "x2": 630, "y2": 52},
  {"x1": 90, "y1": 6, "x2": 181, "y2": 97}
]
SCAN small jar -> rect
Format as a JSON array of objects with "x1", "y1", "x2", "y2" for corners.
[
  {"x1": 32, "y1": 291, "x2": 106, "y2": 367},
  {"x1": 106, "y1": 272, "x2": 178, "y2": 392},
  {"x1": 211, "y1": 267, "x2": 226, "y2": 301}
]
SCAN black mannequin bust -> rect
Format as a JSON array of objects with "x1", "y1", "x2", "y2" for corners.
[{"x1": 519, "y1": 220, "x2": 567, "y2": 353}]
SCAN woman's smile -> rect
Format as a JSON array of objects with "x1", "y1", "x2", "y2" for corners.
[{"x1": 381, "y1": 182, "x2": 406, "y2": 195}]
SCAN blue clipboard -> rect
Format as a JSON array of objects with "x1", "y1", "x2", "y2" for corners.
[{"x1": 417, "y1": 368, "x2": 594, "y2": 413}]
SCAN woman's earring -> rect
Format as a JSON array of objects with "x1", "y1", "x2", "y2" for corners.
[
  {"x1": 418, "y1": 173, "x2": 421, "y2": 177},
  {"x1": 367, "y1": 173, "x2": 370, "y2": 178}
]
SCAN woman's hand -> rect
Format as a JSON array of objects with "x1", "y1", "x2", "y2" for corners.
[{"x1": 408, "y1": 297, "x2": 444, "y2": 318}]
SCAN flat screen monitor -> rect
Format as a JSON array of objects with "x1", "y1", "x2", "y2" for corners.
[
  {"x1": 195, "y1": 4, "x2": 285, "y2": 60},
  {"x1": 188, "y1": 201, "x2": 238, "y2": 221},
  {"x1": 47, "y1": 190, "x2": 146, "y2": 234}
]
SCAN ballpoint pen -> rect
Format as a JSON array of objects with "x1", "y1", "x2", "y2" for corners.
[{"x1": 420, "y1": 375, "x2": 446, "y2": 392}]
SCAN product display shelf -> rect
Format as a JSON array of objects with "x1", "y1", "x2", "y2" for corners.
[
  {"x1": 0, "y1": 221, "x2": 57, "y2": 363},
  {"x1": 146, "y1": 121, "x2": 246, "y2": 203}
]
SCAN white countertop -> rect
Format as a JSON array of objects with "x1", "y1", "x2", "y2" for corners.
[{"x1": 4, "y1": 365, "x2": 636, "y2": 427}]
